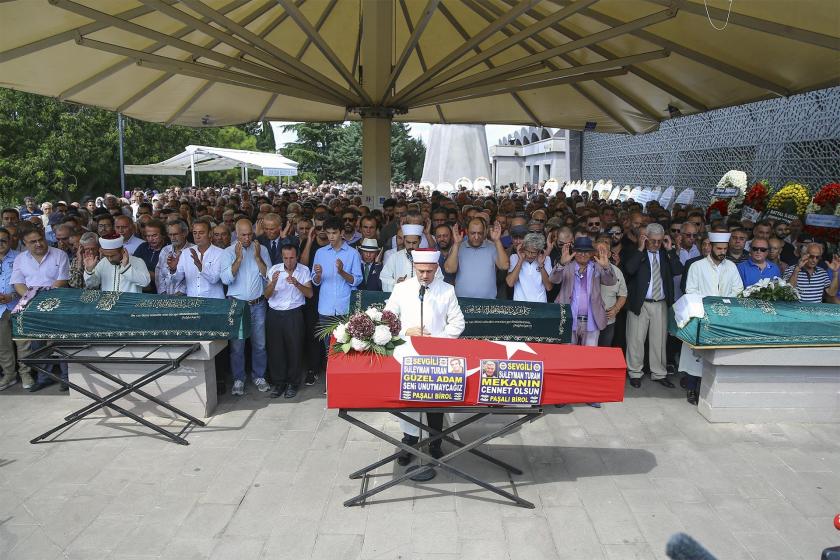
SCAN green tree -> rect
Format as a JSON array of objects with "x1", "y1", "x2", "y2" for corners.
[
  {"x1": 0, "y1": 89, "x2": 282, "y2": 202},
  {"x1": 281, "y1": 121, "x2": 425, "y2": 184}
]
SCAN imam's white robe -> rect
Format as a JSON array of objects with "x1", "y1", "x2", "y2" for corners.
[
  {"x1": 83, "y1": 256, "x2": 151, "y2": 293},
  {"x1": 380, "y1": 249, "x2": 442, "y2": 293}
]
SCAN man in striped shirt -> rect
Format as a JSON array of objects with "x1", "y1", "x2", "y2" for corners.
[{"x1": 783, "y1": 243, "x2": 840, "y2": 303}]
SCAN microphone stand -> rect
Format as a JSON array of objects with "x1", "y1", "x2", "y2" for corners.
[{"x1": 407, "y1": 282, "x2": 436, "y2": 482}]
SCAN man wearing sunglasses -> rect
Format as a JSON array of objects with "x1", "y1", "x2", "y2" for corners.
[
  {"x1": 783, "y1": 242, "x2": 840, "y2": 303},
  {"x1": 736, "y1": 238, "x2": 780, "y2": 288}
]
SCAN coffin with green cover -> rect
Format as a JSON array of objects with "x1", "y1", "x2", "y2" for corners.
[
  {"x1": 12, "y1": 288, "x2": 250, "y2": 340},
  {"x1": 669, "y1": 296, "x2": 840, "y2": 347}
]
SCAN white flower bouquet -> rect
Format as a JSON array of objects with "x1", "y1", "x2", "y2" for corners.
[
  {"x1": 317, "y1": 305, "x2": 405, "y2": 356},
  {"x1": 739, "y1": 277, "x2": 799, "y2": 302}
]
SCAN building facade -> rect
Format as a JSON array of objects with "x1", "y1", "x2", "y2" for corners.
[
  {"x1": 581, "y1": 87, "x2": 840, "y2": 205},
  {"x1": 490, "y1": 128, "x2": 581, "y2": 187}
]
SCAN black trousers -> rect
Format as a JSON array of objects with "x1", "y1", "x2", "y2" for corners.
[{"x1": 266, "y1": 306, "x2": 305, "y2": 387}]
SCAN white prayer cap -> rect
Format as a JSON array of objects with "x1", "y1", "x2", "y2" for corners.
[
  {"x1": 411, "y1": 249, "x2": 440, "y2": 264},
  {"x1": 402, "y1": 224, "x2": 424, "y2": 238},
  {"x1": 99, "y1": 234, "x2": 124, "y2": 250},
  {"x1": 708, "y1": 232, "x2": 731, "y2": 244}
]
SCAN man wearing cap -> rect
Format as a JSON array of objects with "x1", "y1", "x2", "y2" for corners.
[
  {"x1": 83, "y1": 233, "x2": 151, "y2": 293},
  {"x1": 381, "y1": 224, "x2": 442, "y2": 292},
  {"x1": 681, "y1": 231, "x2": 744, "y2": 404},
  {"x1": 357, "y1": 239, "x2": 383, "y2": 291},
  {"x1": 384, "y1": 247, "x2": 465, "y2": 464}
]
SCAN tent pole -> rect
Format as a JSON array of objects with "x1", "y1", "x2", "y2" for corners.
[
  {"x1": 190, "y1": 153, "x2": 196, "y2": 187},
  {"x1": 117, "y1": 113, "x2": 126, "y2": 194}
]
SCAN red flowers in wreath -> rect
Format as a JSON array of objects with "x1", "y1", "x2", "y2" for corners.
[
  {"x1": 804, "y1": 182, "x2": 840, "y2": 242},
  {"x1": 705, "y1": 199, "x2": 729, "y2": 221},
  {"x1": 813, "y1": 182, "x2": 840, "y2": 208},
  {"x1": 744, "y1": 181, "x2": 770, "y2": 211}
]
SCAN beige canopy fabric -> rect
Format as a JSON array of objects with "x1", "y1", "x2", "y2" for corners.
[{"x1": 1, "y1": 0, "x2": 838, "y2": 134}]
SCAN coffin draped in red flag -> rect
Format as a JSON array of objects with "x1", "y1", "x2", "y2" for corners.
[{"x1": 326, "y1": 336, "x2": 626, "y2": 409}]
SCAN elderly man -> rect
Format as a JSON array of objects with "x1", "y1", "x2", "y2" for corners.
[
  {"x1": 221, "y1": 219, "x2": 271, "y2": 396},
  {"x1": 257, "y1": 213, "x2": 288, "y2": 265},
  {"x1": 784, "y1": 243, "x2": 840, "y2": 303},
  {"x1": 737, "y1": 237, "x2": 780, "y2": 287},
  {"x1": 83, "y1": 233, "x2": 150, "y2": 293},
  {"x1": 385, "y1": 248, "x2": 465, "y2": 465},
  {"x1": 11, "y1": 225, "x2": 70, "y2": 391},
  {"x1": 133, "y1": 219, "x2": 167, "y2": 293},
  {"x1": 726, "y1": 228, "x2": 749, "y2": 264},
  {"x1": 682, "y1": 231, "x2": 744, "y2": 404},
  {"x1": 549, "y1": 237, "x2": 615, "y2": 345},
  {"x1": 381, "y1": 224, "x2": 442, "y2": 292},
  {"x1": 0, "y1": 227, "x2": 20, "y2": 391},
  {"x1": 357, "y1": 239, "x2": 383, "y2": 291},
  {"x1": 445, "y1": 218, "x2": 508, "y2": 299},
  {"x1": 624, "y1": 223, "x2": 682, "y2": 389},
  {"x1": 114, "y1": 215, "x2": 143, "y2": 255},
  {"x1": 157, "y1": 220, "x2": 193, "y2": 295},
  {"x1": 167, "y1": 221, "x2": 225, "y2": 298},
  {"x1": 507, "y1": 233, "x2": 552, "y2": 302}
]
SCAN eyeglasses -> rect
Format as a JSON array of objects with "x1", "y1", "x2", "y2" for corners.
[
  {"x1": 609, "y1": 231, "x2": 622, "y2": 236},
  {"x1": 670, "y1": 229, "x2": 681, "y2": 234},
  {"x1": 588, "y1": 222, "x2": 601, "y2": 227},
  {"x1": 532, "y1": 219, "x2": 545, "y2": 223},
  {"x1": 527, "y1": 230, "x2": 541, "y2": 234},
  {"x1": 683, "y1": 233, "x2": 697, "y2": 238},
  {"x1": 750, "y1": 247, "x2": 769, "y2": 252},
  {"x1": 806, "y1": 254, "x2": 820, "y2": 259},
  {"x1": 343, "y1": 217, "x2": 355, "y2": 222},
  {"x1": 314, "y1": 226, "x2": 324, "y2": 231}
]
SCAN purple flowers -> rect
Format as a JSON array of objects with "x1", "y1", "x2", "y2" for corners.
[
  {"x1": 347, "y1": 313, "x2": 375, "y2": 339},
  {"x1": 381, "y1": 310, "x2": 401, "y2": 336}
]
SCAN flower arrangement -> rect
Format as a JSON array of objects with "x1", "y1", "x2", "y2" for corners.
[
  {"x1": 767, "y1": 182, "x2": 810, "y2": 215},
  {"x1": 317, "y1": 306, "x2": 404, "y2": 356},
  {"x1": 706, "y1": 199, "x2": 729, "y2": 221},
  {"x1": 743, "y1": 180, "x2": 771, "y2": 212},
  {"x1": 739, "y1": 277, "x2": 799, "y2": 302},
  {"x1": 715, "y1": 170, "x2": 748, "y2": 193},
  {"x1": 804, "y1": 182, "x2": 840, "y2": 242}
]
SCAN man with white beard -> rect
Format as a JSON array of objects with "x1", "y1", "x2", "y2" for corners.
[
  {"x1": 384, "y1": 248, "x2": 464, "y2": 467},
  {"x1": 681, "y1": 231, "x2": 743, "y2": 405}
]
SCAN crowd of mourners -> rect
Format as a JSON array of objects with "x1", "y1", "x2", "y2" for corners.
[{"x1": 1, "y1": 181, "x2": 838, "y2": 406}]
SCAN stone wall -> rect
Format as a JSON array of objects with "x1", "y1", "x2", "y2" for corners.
[{"x1": 581, "y1": 87, "x2": 840, "y2": 205}]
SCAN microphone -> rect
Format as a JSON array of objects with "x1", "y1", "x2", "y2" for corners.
[
  {"x1": 665, "y1": 533, "x2": 717, "y2": 560},
  {"x1": 419, "y1": 285, "x2": 426, "y2": 301}
]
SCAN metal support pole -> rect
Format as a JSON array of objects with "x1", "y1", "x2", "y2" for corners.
[
  {"x1": 190, "y1": 152, "x2": 196, "y2": 187},
  {"x1": 118, "y1": 113, "x2": 126, "y2": 193}
]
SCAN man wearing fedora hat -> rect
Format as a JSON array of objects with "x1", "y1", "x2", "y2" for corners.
[
  {"x1": 357, "y1": 238, "x2": 383, "y2": 292},
  {"x1": 549, "y1": 236, "x2": 616, "y2": 347}
]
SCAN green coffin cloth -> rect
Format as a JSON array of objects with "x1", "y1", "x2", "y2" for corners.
[
  {"x1": 353, "y1": 290, "x2": 571, "y2": 343},
  {"x1": 12, "y1": 289, "x2": 250, "y2": 340},
  {"x1": 669, "y1": 296, "x2": 840, "y2": 347}
]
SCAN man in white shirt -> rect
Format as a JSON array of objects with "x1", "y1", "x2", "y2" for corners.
[
  {"x1": 114, "y1": 215, "x2": 143, "y2": 255},
  {"x1": 157, "y1": 220, "x2": 193, "y2": 295},
  {"x1": 167, "y1": 220, "x2": 224, "y2": 299},
  {"x1": 385, "y1": 248, "x2": 464, "y2": 466},
  {"x1": 83, "y1": 234, "x2": 150, "y2": 293},
  {"x1": 264, "y1": 242, "x2": 313, "y2": 398},
  {"x1": 381, "y1": 224, "x2": 441, "y2": 292},
  {"x1": 681, "y1": 231, "x2": 744, "y2": 405},
  {"x1": 506, "y1": 233, "x2": 552, "y2": 302}
]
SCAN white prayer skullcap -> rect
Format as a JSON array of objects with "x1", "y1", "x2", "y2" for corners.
[
  {"x1": 411, "y1": 249, "x2": 440, "y2": 263},
  {"x1": 402, "y1": 224, "x2": 424, "y2": 237},
  {"x1": 99, "y1": 235, "x2": 124, "y2": 250},
  {"x1": 708, "y1": 232, "x2": 731, "y2": 243}
]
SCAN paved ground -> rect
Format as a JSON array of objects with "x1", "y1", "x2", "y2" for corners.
[{"x1": 0, "y1": 377, "x2": 838, "y2": 560}]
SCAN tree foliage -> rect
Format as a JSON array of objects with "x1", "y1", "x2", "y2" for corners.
[
  {"x1": 281, "y1": 122, "x2": 425, "y2": 184},
  {"x1": 0, "y1": 89, "x2": 277, "y2": 204}
]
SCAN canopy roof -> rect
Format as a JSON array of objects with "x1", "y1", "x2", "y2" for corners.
[
  {"x1": 1, "y1": 0, "x2": 838, "y2": 134},
  {"x1": 124, "y1": 145, "x2": 298, "y2": 176}
]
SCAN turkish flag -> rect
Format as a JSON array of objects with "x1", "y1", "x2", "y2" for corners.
[{"x1": 326, "y1": 336, "x2": 626, "y2": 409}]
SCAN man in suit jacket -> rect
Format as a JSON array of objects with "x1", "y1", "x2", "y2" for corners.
[
  {"x1": 357, "y1": 238, "x2": 383, "y2": 292},
  {"x1": 623, "y1": 223, "x2": 683, "y2": 389},
  {"x1": 256, "y1": 213, "x2": 288, "y2": 265}
]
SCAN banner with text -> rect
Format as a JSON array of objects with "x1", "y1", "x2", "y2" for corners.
[
  {"x1": 477, "y1": 359, "x2": 544, "y2": 405},
  {"x1": 399, "y1": 355, "x2": 466, "y2": 403}
]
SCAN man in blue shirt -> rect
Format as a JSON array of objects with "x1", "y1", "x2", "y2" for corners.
[
  {"x1": 737, "y1": 238, "x2": 780, "y2": 287},
  {"x1": 0, "y1": 227, "x2": 20, "y2": 391},
  {"x1": 220, "y1": 219, "x2": 271, "y2": 396},
  {"x1": 312, "y1": 217, "x2": 362, "y2": 326}
]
